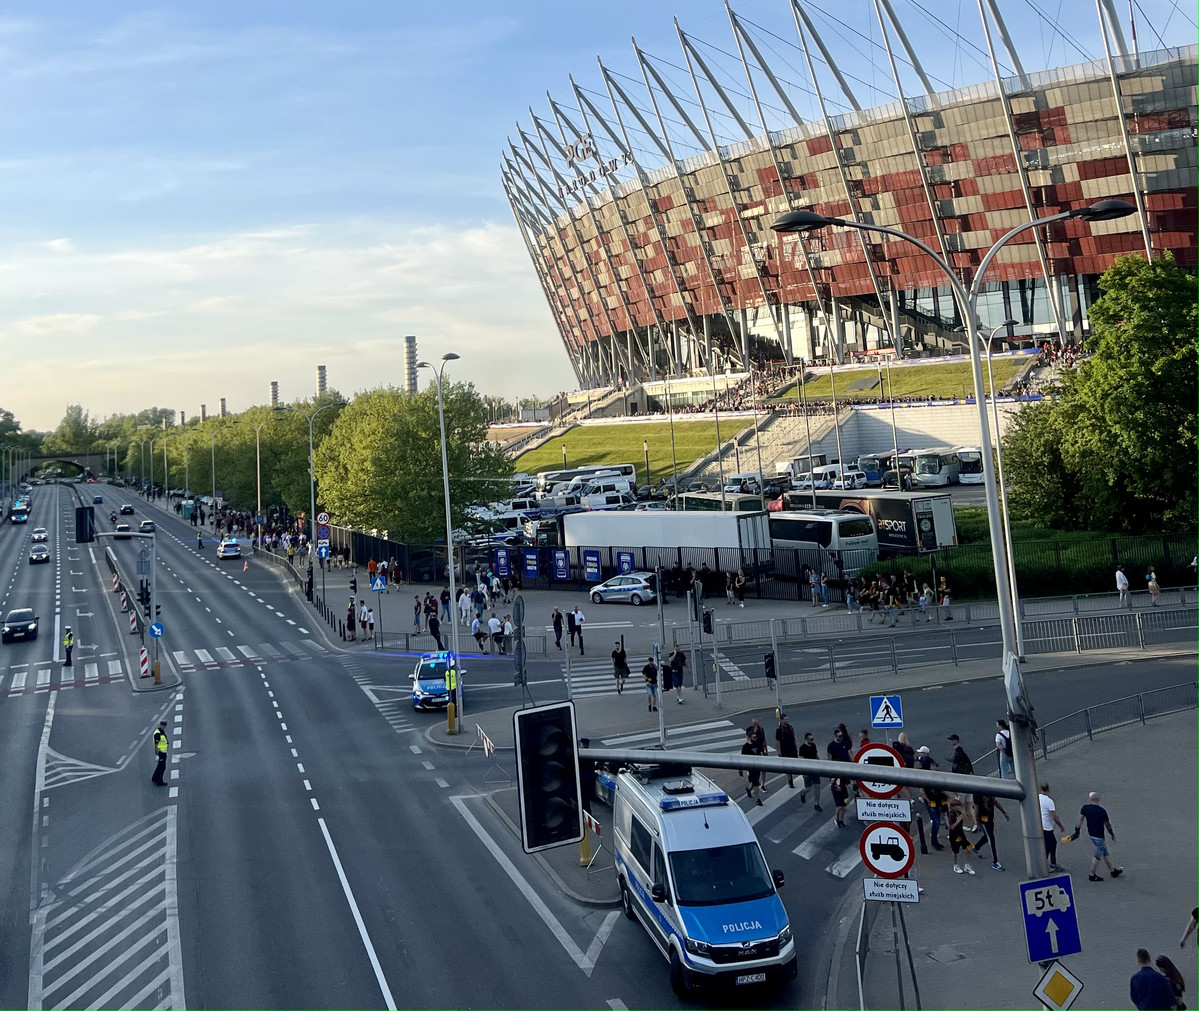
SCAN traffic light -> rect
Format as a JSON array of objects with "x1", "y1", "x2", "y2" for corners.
[
  {"x1": 75, "y1": 507, "x2": 95, "y2": 543},
  {"x1": 702, "y1": 609, "x2": 713, "y2": 635},
  {"x1": 155, "y1": 605, "x2": 161, "y2": 617},
  {"x1": 513, "y1": 701, "x2": 583, "y2": 853},
  {"x1": 764, "y1": 651, "x2": 777, "y2": 680}
]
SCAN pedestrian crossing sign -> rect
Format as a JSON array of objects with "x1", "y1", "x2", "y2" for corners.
[
  {"x1": 371, "y1": 577, "x2": 386, "y2": 592},
  {"x1": 870, "y1": 695, "x2": 903, "y2": 728}
]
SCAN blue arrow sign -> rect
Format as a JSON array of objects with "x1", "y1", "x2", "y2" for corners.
[
  {"x1": 316, "y1": 545, "x2": 331, "y2": 559},
  {"x1": 371, "y1": 576, "x2": 386, "y2": 592},
  {"x1": 148, "y1": 622, "x2": 165, "y2": 638},
  {"x1": 870, "y1": 695, "x2": 903, "y2": 728},
  {"x1": 1020, "y1": 874, "x2": 1082, "y2": 963}
]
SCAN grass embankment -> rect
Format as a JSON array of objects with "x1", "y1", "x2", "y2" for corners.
[
  {"x1": 771, "y1": 359, "x2": 1024, "y2": 402},
  {"x1": 515, "y1": 420, "x2": 724, "y2": 481}
]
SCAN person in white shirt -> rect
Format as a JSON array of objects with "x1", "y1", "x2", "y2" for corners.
[
  {"x1": 570, "y1": 606, "x2": 586, "y2": 655},
  {"x1": 458, "y1": 589, "x2": 472, "y2": 626},
  {"x1": 471, "y1": 615, "x2": 486, "y2": 651},
  {"x1": 502, "y1": 615, "x2": 515, "y2": 654},
  {"x1": 1115, "y1": 565, "x2": 1130, "y2": 608},
  {"x1": 487, "y1": 613, "x2": 502, "y2": 654},
  {"x1": 1039, "y1": 781, "x2": 1066, "y2": 871}
]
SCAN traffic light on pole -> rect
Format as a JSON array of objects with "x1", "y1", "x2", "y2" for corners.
[
  {"x1": 513, "y1": 701, "x2": 584, "y2": 853},
  {"x1": 764, "y1": 651, "x2": 777, "y2": 680},
  {"x1": 702, "y1": 609, "x2": 713, "y2": 635}
]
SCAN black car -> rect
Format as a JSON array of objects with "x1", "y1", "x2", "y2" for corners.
[
  {"x1": 29, "y1": 545, "x2": 50, "y2": 565},
  {"x1": 2, "y1": 608, "x2": 39, "y2": 642},
  {"x1": 119, "y1": 504, "x2": 135, "y2": 515}
]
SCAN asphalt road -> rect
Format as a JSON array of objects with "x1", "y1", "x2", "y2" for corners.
[{"x1": 0, "y1": 483, "x2": 1192, "y2": 1011}]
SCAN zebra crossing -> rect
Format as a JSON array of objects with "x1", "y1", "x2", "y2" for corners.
[
  {"x1": 344, "y1": 658, "x2": 418, "y2": 735},
  {"x1": 562, "y1": 658, "x2": 621, "y2": 699},
  {"x1": 600, "y1": 719, "x2": 866, "y2": 880},
  {"x1": 0, "y1": 660, "x2": 124, "y2": 699},
  {"x1": 170, "y1": 638, "x2": 327, "y2": 672}
]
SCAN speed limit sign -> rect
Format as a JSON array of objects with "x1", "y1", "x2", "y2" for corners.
[{"x1": 316, "y1": 511, "x2": 330, "y2": 525}]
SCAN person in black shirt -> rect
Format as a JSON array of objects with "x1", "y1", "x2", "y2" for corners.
[
  {"x1": 611, "y1": 641, "x2": 630, "y2": 694},
  {"x1": 970, "y1": 792, "x2": 1010, "y2": 871},
  {"x1": 1070, "y1": 792, "x2": 1124, "y2": 881},
  {"x1": 775, "y1": 715, "x2": 799, "y2": 788},
  {"x1": 798, "y1": 732, "x2": 822, "y2": 811},
  {"x1": 642, "y1": 658, "x2": 658, "y2": 712},
  {"x1": 742, "y1": 731, "x2": 764, "y2": 805}
]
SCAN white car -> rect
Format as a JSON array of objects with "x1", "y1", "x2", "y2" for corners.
[
  {"x1": 30, "y1": 527, "x2": 48, "y2": 543},
  {"x1": 217, "y1": 538, "x2": 241, "y2": 559},
  {"x1": 589, "y1": 572, "x2": 657, "y2": 606},
  {"x1": 831, "y1": 470, "x2": 868, "y2": 490}
]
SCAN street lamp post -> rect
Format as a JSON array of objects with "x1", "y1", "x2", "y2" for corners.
[
  {"x1": 984, "y1": 319, "x2": 1023, "y2": 658},
  {"x1": 418, "y1": 353, "x2": 463, "y2": 734},
  {"x1": 643, "y1": 439, "x2": 650, "y2": 491},
  {"x1": 772, "y1": 198, "x2": 1136, "y2": 878}
]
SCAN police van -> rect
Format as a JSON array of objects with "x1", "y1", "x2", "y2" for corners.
[{"x1": 612, "y1": 763, "x2": 796, "y2": 998}]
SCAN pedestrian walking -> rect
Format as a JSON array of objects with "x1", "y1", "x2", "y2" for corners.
[
  {"x1": 412, "y1": 596, "x2": 422, "y2": 634},
  {"x1": 741, "y1": 730, "x2": 764, "y2": 806},
  {"x1": 458, "y1": 589, "x2": 471, "y2": 626},
  {"x1": 995, "y1": 719, "x2": 1015, "y2": 780},
  {"x1": 1147, "y1": 566, "x2": 1162, "y2": 606},
  {"x1": 642, "y1": 657, "x2": 659, "y2": 712},
  {"x1": 883, "y1": 583, "x2": 900, "y2": 627},
  {"x1": 503, "y1": 615, "x2": 515, "y2": 654},
  {"x1": 358, "y1": 600, "x2": 369, "y2": 641},
  {"x1": 151, "y1": 721, "x2": 169, "y2": 786},
  {"x1": 488, "y1": 612, "x2": 503, "y2": 654},
  {"x1": 725, "y1": 572, "x2": 735, "y2": 606},
  {"x1": 775, "y1": 714, "x2": 799, "y2": 787},
  {"x1": 734, "y1": 569, "x2": 747, "y2": 608},
  {"x1": 947, "y1": 798, "x2": 975, "y2": 875},
  {"x1": 1066, "y1": 791, "x2": 1124, "y2": 881},
  {"x1": 367, "y1": 608, "x2": 375, "y2": 642},
  {"x1": 551, "y1": 607, "x2": 564, "y2": 650},
  {"x1": 1130, "y1": 949, "x2": 1177, "y2": 1010},
  {"x1": 947, "y1": 734, "x2": 977, "y2": 828},
  {"x1": 611, "y1": 641, "x2": 630, "y2": 694},
  {"x1": 1116, "y1": 565, "x2": 1131, "y2": 607},
  {"x1": 571, "y1": 606, "x2": 585, "y2": 654},
  {"x1": 668, "y1": 646, "x2": 688, "y2": 703},
  {"x1": 62, "y1": 626, "x2": 74, "y2": 667},
  {"x1": 377, "y1": 558, "x2": 388, "y2": 590},
  {"x1": 428, "y1": 614, "x2": 444, "y2": 651},
  {"x1": 471, "y1": 615, "x2": 487, "y2": 651},
  {"x1": 441, "y1": 587, "x2": 452, "y2": 621},
  {"x1": 1155, "y1": 956, "x2": 1187, "y2": 1009},
  {"x1": 566, "y1": 607, "x2": 577, "y2": 647},
  {"x1": 919, "y1": 583, "x2": 934, "y2": 621},
  {"x1": 917, "y1": 747, "x2": 946, "y2": 850},
  {"x1": 829, "y1": 775, "x2": 848, "y2": 826},
  {"x1": 346, "y1": 597, "x2": 357, "y2": 641},
  {"x1": 747, "y1": 717, "x2": 768, "y2": 754},
  {"x1": 939, "y1": 576, "x2": 953, "y2": 621},
  {"x1": 1039, "y1": 781, "x2": 1066, "y2": 871},
  {"x1": 798, "y1": 731, "x2": 822, "y2": 811},
  {"x1": 969, "y1": 792, "x2": 1009, "y2": 871}
]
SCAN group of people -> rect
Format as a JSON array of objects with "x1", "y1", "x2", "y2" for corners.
[
  {"x1": 345, "y1": 598, "x2": 376, "y2": 642},
  {"x1": 1117, "y1": 564, "x2": 1164, "y2": 607},
  {"x1": 846, "y1": 573, "x2": 953, "y2": 624},
  {"x1": 610, "y1": 642, "x2": 688, "y2": 710},
  {"x1": 471, "y1": 612, "x2": 515, "y2": 654}
]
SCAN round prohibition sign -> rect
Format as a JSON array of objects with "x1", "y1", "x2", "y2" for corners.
[
  {"x1": 853, "y1": 741, "x2": 906, "y2": 799},
  {"x1": 859, "y1": 821, "x2": 915, "y2": 878},
  {"x1": 316, "y1": 511, "x2": 330, "y2": 525}
]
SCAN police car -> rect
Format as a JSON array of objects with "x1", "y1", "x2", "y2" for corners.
[
  {"x1": 589, "y1": 571, "x2": 657, "y2": 606},
  {"x1": 410, "y1": 652, "x2": 461, "y2": 710},
  {"x1": 613, "y1": 764, "x2": 795, "y2": 998},
  {"x1": 216, "y1": 538, "x2": 241, "y2": 560}
]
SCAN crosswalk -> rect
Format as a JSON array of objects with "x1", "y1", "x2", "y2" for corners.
[
  {"x1": 562, "y1": 658, "x2": 621, "y2": 699},
  {"x1": 601, "y1": 719, "x2": 871, "y2": 880},
  {"x1": 0, "y1": 660, "x2": 124, "y2": 698},
  {"x1": 343, "y1": 657, "x2": 418, "y2": 735},
  {"x1": 170, "y1": 638, "x2": 326, "y2": 672}
]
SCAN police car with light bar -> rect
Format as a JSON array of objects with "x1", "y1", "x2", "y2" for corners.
[
  {"x1": 410, "y1": 652, "x2": 462, "y2": 710},
  {"x1": 612, "y1": 763, "x2": 796, "y2": 998}
]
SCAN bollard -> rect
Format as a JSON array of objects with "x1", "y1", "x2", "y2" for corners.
[
  {"x1": 139, "y1": 648, "x2": 150, "y2": 679},
  {"x1": 446, "y1": 700, "x2": 458, "y2": 735},
  {"x1": 120, "y1": 591, "x2": 128, "y2": 612},
  {"x1": 112, "y1": 573, "x2": 119, "y2": 591},
  {"x1": 153, "y1": 659, "x2": 161, "y2": 685},
  {"x1": 579, "y1": 824, "x2": 592, "y2": 867},
  {"x1": 130, "y1": 612, "x2": 138, "y2": 634}
]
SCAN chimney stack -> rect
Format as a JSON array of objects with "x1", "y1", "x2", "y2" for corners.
[
  {"x1": 316, "y1": 365, "x2": 327, "y2": 397},
  {"x1": 404, "y1": 335, "x2": 418, "y2": 394},
  {"x1": 270, "y1": 382, "x2": 279, "y2": 407}
]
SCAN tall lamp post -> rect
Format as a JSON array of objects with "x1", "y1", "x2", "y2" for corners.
[
  {"x1": 773, "y1": 198, "x2": 1136, "y2": 878},
  {"x1": 418, "y1": 353, "x2": 463, "y2": 734}
]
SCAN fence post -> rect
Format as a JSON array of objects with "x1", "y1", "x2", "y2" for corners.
[
  {"x1": 827, "y1": 643, "x2": 837, "y2": 683},
  {"x1": 1135, "y1": 613, "x2": 1145, "y2": 650},
  {"x1": 889, "y1": 635, "x2": 899, "y2": 677},
  {"x1": 1084, "y1": 709, "x2": 1093, "y2": 741},
  {"x1": 1138, "y1": 694, "x2": 1146, "y2": 725},
  {"x1": 1072, "y1": 616, "x2": 1082, "y2": 654},
  {"x1": 801, "y1": 617, "x2": 809, "y2": 639},
  {"x1": 950, "y1": 630, "x2": 959, "y2": 666}
]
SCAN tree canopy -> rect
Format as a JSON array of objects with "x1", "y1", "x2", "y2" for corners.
[{"x1": 1004, "y1": 252, "x2": 1197, "y2": 532}]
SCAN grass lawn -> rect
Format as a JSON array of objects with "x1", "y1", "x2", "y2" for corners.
[
  {"x1": 771, "y1": 359, "x2": 1025, "y2": 401},
  {"x1": 515, "y1": 420, "x2": 725, "y2": 482},
  {"x1": 953, "y1": 507, "x2": 1099, "y2": 544}
]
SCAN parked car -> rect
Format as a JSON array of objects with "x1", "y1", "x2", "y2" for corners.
[
  {"x1": 831, "y1": 470, "x2": 868, "y2": 490},
  {"x1": 589, "y1": 571, "x2": 658, "y2": 606}
]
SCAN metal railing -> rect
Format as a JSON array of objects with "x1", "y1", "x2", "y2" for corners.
[{"x1": 372, "y1": 630, "x2": 547, "y2": 657}]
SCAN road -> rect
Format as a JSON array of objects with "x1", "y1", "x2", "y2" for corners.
[{"x1": 0, "y1": 483, "x2": 1192, "y2": 1010}]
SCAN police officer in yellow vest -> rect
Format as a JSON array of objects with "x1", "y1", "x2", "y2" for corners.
[
  {"x1": 152, "y1": 721, "x2": 168, "y2": 786},
  {"x1": 62, "y1": 627, "x2": 74, "y2": 667}
]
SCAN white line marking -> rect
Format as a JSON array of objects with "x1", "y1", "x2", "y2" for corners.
[
  {"x1": 794, "y1": 818, "x2": 841, "y2": 859},
  {"x1": 435, "y1": 778, "x2": 450, "y2": 788},
  {"x1": 421, "y1": 761, "x2": 435, "y2": 771}
]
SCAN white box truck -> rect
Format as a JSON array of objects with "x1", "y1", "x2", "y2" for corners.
[{"x1": 563, "y1": 510, "x2": 771, "y2": 553}]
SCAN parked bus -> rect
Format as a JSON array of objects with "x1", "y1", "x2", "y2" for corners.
[
  {"x1": 956, "y1": 445, "x2": 985, "y2": 485},
  {"x1": 912, "y1": 448, "x2": 961, "y2": 487},
  {"x1": 857, "y1": 452, "x2": 896, "y2": 487},
  {"x1": 677, "y1": 491, "x2": 764, "y2": 512},
  {"x1": 768, "y1": 509, "x2": 879, "y2": 573},
  {"x1": 536, "y1": 463, "x2": 637, "y2": 496}
]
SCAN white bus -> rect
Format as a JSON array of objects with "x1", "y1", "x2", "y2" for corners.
[
  {"x1": 537, "y1": 463, "x2": 638, "y2": 496},
  {"x1": 956, "y1": 445, "x2": 985, "y2": 485},
  {"x1": 912, "y1": 448, "x2": 961, "y2": 487},
  {"x1": 768, "y1": 509, "x2": 879, "y2": 572}
]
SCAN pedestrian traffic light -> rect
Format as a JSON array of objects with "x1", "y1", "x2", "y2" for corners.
[
  {"x1": 154, "y1": 605, "x2": 161, "y2": 617},
  {"x1": 764, "y1": 651, "x2": 776, "y2": 680},
  {"x1": 513, "y1": 701, "x2": 583, "y2": 853},
  {"x1": 702, "y1": 609, "x2": 713, "y2": 635}
]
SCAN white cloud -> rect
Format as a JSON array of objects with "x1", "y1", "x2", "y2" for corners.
[{"x1": 14, "y1": 312, "x2": 101, "y2": 335}]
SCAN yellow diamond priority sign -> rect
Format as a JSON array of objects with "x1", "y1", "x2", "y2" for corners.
[{"x1": 1033, "y1": 960, "x2": 1083, "y2": 1010}]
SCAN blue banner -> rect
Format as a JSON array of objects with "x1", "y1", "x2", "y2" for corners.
[
  {"x1": 617, "y1": 550, "x2": 635, "y2": 574},
  {"x1": 523, "y1": 548, "x2": 540, "y2": 579},
  {"x1": 493, "y1": 547, "x2": 510, "y2": 577},
  {"x1": 582, "y1": 549, "x2": 601, "y2": 583},
  {"x1": 552, "y1": 549, "x2": 570, "y2": 581}
]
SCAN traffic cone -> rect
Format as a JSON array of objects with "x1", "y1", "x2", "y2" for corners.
[{"x1": 243, "y1": 560, "x2": 249, "y2": 572}]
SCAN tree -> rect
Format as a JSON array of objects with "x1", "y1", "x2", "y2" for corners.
[
  {"x1": 314, "y1": 383, "x2": 512, "y2": 543},
  {"x1": 42, "y1": 405, "x2": 98, "y2": 455},
  {"x1": 1004, "y1": 252, "x2": 1197, "y2": 532}
]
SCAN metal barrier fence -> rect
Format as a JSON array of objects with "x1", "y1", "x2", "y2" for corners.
[
  {"x1": 693, "y1": 606, "x2": 1197, "y2": 697},
  {"x1": 372, "y1": 630, "x2": 548, "y2": 657}
]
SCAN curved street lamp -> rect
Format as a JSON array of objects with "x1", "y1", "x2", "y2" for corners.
[{"x1": 771, "y1": 198, "x2": 1136, "y2": 877}]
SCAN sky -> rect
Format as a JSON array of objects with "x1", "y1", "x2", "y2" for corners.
[{"x1": 0, "y1": 0, "x2": 1192, "y2": 430}]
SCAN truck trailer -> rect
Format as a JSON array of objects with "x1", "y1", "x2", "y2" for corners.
[
  {"x1": 563, "y1": 509, "x2": 771, "y2": 553},
  {"x1": 783, "y1": 489, "x2": 957, "y2": 555}
]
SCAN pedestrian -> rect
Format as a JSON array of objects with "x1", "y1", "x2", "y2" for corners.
[
  {"x1": 566, "y1": 607, "x2": 578, "y2": 648},
  {"x1": 551, "y1": 607, "x2": 564, "y2": 650},
  {"x1": 947, "y1": 734, "x2": 977, "y2": 828},
  {"x1": 668, "y1": 645, "x2": 688, "y2": 703},
  {"x1": 1130, "y1": 949, "x2": 1178, "y2": 1010},
  {"x1": 367, "y1": 608, "x2": 375, "y2": 642},
  {"x1": 1039, "y1": 781, "x2": 1066, "y2": 872},
  {"x1": 798, "y1": 731, "x2": 822, "y2": 810},
  {"x1": 1155, "y1": 956, "x2": 1187, "y2": 1010},
  {"x1": 939, "y1": 576, "x2": 953, "y2": 621},
  {"x1": 428, "y1": 613, "x2": 443, "y2": 651},
  {"x1": 947, "y1": 798, "x2": 975, "y2": 875},
  {"x1": 642, "y1": 657, "x2": 659, "y2": 712},
  {"x1": 995, "y1": 719, "x2": 1015, "y2": 779},
  {"x1": 611, "y1": 641, "x2": 630, "y2": 694},
  {"x1": 488, "y1": 612, "x2": 503, "y2": 654},
  {"x1": 1147, "y1": 566, "x2": 1162, "y2": 606},
  {"x1": 412, "y1": 596, "x2": 422, "y2": 633},
  {"x1": 503, "y1": 614, "x2": 515, "y2": 654},
  {"x1": 458, "y1": 589, "x2": 472, "y2": 626},
  {"x1": 747, "y1": 717, "x2": 767, "y2": 755},
  {"x1": 358, "y1": 600, "x2": 369, "y2": 640},
  {"x1": 1067, "y1": 791, "x2": 1124, "y2": 881},
  {"x1": 917, "y1": 747, "x2": 946, "y2": 850},
  {"x1": 1116, "y1": 565, "x2": 1130, "y2": 607},
  {"x1": 829, "y1": 774, "x2": 848, "y2": 827},
  {"x1": 809, "y1": 568, "x2": 821, "y2": 608},
  {"x1": 571, "y1": 605, "x2": 585, "y2": 654},
  {"x1": 734, "y1": 569, "x2": 746, "y2": 608},
  {"x1": 819, "y1": 571, "x2": 829, "y2": 606},
  {"x1": 62, "y1": 626, "x2": 74, "y2": 667},
  {"x1": 197, "y1": 531, "x2": 204, "y2": 552},
  {"x1": 827, "y1": 725, "x2": 851, "y2": 763},
  {"x1": 969, "y1": 792, "x2": 1009, "y2": 871},
  {"x1": 883, "y1": 583, "x2": 900, "y2": 627},
  {"x1": 377, "y1": 558, "x2": 388, "y2": 590},
  {"x1": 1181, "y1": 908, "x2": 1199, "y2": 948},
  {"x1": 846, "y1": 585, "x2": 861, "y2": 613},
  {"x1": 775, "y1": 714, "x2": 799, "y2": 787},
  {"x1": 919, "y1": 582, "x2": 934, "y2": 621},
  {"x1": 367, "y1": 557, "x2": 377, "y2": 581},
  {"x1": 346, "y1": 597, "x2": 357, "y2": 641},
  {"x1": 725, "y1": 572, "x2": 735, "y2": 606},
  {"x1": 441, "y1": 586, "x2": 452, "y2": 621},
  {"x1": 471, "y1": 615, "x2": 487, "y2": 651},
  {"x1": 151, "y1": 721, "x2": 168, "y2": 786},
  {"x1": 741, "y1": 730, "x2": 764, "y2": 806}
]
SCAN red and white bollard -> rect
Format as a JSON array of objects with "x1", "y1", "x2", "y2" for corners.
[
  {"x1": 112, "y1": 574, "x2": 119, "y2": 591},
  {"x1": 120, "y1": 591, "x2": 128, "y2": 612},
  {"x1": 139, "y1": 647, "x2": 150, "y2": 679},
  {"x1": 130, "y1": 612, "x2": 138, "y2": 634}
]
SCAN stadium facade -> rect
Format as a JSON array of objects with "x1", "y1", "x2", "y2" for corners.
[{"x1": 502, "y1": 1, "x2": 1197, "y2": 388}]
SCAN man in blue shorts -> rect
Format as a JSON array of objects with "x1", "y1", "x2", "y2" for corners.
[{"x1": 1070, "y1": 791, "x2": 1124, "y2": 882}]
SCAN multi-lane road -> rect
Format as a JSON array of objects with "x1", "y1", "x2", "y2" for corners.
[{"x1": 0, "y1": 483, "x2": 1192, "y2": 1010}]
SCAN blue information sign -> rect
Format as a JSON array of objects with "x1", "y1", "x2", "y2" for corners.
[
  {"x1": 494, "y1": 547, "x2": 511, "y2": 578},
  {"x1": 870, "y1": 695, "x2": 904, "y2": 729},
  {"x1": 582, "y1": 549, "x2": 601, "y2": 583},
  {"x1": 523, "y1": 548, "x2": 540, "y2": 579},
  {"x1": 371, "y1": 576, "x2": 386, "y2": 592},
  {"x1": 148, "y1": 622, "x2": 164, "y2": 638},
  {"x1": 316, "y1": 544, "x2": 331, "y2": 559},
  {"x1": 616, "y1": 550, "x2": 635, "y2": 574},
  {"x1": 552, "y1": 549, "x2": 570, "y2": 581},
  {"x1": 1020, "y1": 874, "x2": 1082, "y2": 963}
]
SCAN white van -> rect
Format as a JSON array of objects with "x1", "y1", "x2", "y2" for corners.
[
  {"x1": 791, "y1": 464, "x2": 841, "y2": 491},
  {"x1": 831, "y1": 469, "x2": 867, "y2": 490},
  {"x1": 722, "y1": 472, "x2": 766, "y2": 495},
  {"x1": 613, "y1": 764, "x2": 796, "y2": 998},
  {"x1": 579, "y1": 477, "x2": 636, "y2": 498},
  {"x1": 581, "y1": 492, "x2": 635, "y2": 511}
]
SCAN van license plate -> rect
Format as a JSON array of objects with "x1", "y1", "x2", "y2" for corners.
[{"x1": 735, "y1": 972, "x2": 767, "y2": 985}]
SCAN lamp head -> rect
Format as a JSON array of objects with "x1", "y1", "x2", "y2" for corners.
[
  {"x1": 1072, "y1": 199, "x2": 1136, "y2": 222},
  {"x1": 999, "y1": 318, "x2": 1018, "y2": 328},
  {"x1": 441, "y1": 352, "x2": 460, "y2": 363},
  {"x1": 417, "y1": 361, "x2": 432, "y2": 370},
  {"x1": 770, "y1": 209, "x2": 833, "y2": 234}
]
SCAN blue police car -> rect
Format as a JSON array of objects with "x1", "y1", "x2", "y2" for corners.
[{"x1": 411, "y1": 652, "x2": 461, "y2": 710}]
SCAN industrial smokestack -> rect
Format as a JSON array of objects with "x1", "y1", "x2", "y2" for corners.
[
  {"x1": 180, "y1": 411, "x2": 186, "y2": 426},
  {"x1": 404, "y1": 335, "x2": 418, "y2": 395},
  {"x1": 219, "y1": 398, "x2": 228, "y2": 418},
  {"x1": 201, "y1": 404, "x2": 207, "y2": 422},
  {"x1": 270, "y1": 382, "x2": 279, "y2": 407},
  {"x1": 316, "y1": 365, "x2": 327, "y2": 397}
]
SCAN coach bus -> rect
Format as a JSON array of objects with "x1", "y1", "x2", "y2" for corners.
[
  {"x1": 956, "y1": 446, "x2": 985, "y2": 485},
  {"x1": 912, "y1": 448, "x2": 961, "y2": 487}
]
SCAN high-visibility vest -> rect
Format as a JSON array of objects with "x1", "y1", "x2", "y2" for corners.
[
  {"x1": 154, "y1": 730, "x2": 168, "y2": 755},
  {"x1": 63, "y1": 633, "x2": 74, "y2": 647}
]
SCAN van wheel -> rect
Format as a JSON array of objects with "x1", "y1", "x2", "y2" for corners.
[
  {"x1": 620, "y1": 880, "x2": 636, "y2": 921},
  {"x1": 629, "y1": 593, "x2": 643, "y2": 606},
  {"x1": 591, "y1": 592, "x2": 603, "y2": 605},
  {"x1": 670, "y1": 951, "x2": 690, "y2": 999}
]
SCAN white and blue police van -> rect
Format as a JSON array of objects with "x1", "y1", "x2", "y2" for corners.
[{"x1": 612, "y1": 763, "x2": 796, "y2": 998}]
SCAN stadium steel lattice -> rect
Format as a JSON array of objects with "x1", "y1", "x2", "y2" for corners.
[{"x1": 501, "y1": 0, "x2": 1197, "y2": 388}]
